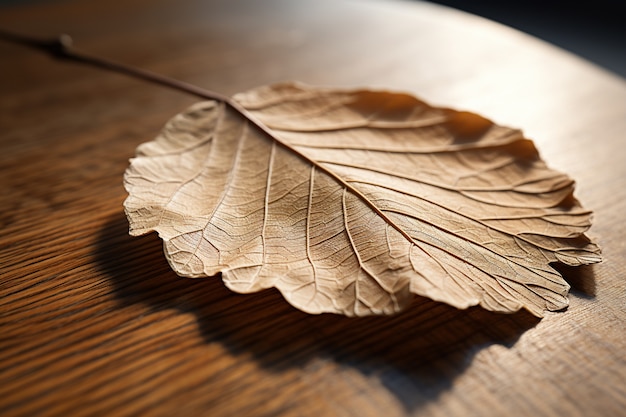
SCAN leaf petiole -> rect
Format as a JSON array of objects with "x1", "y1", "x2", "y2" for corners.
[{"x1": 0, "y1": 29, "x2": 230, "y2": 103}]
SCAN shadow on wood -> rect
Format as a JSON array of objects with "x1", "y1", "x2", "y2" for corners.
[
  {"x1": 96, "y1": 212, "x2": 542, "y2": 411},
  {"x1": 552, "y1": 263, "x2": 597, "y2": 299}
]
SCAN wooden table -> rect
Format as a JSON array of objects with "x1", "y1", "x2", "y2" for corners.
[{"x1": 1, "y1": 0, "x2": 624, "y2": 416}]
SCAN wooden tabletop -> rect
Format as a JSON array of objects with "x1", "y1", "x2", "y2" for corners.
[{"x1": 1, "y1": 0, "x2": 625, "y2": 416}]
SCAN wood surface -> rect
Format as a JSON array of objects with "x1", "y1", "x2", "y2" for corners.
[{"x1": 1, "y1": 0, "x2": 624, "y2": 416}]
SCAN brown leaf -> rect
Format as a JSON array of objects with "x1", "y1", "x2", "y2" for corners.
[{"x1": 124, "y1": 82, "x2": 601, "y2": 317}]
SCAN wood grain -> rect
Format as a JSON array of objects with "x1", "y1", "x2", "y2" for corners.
[{"x1": 1, "y1": 0, "x2": 624, "y2": 416}]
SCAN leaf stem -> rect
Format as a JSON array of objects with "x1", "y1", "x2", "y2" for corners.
[{"x1": 0, "y1": 29, "x2": 230, "y2": 103}]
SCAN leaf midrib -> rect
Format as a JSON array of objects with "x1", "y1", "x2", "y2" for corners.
[
  {"x1": 225, "y1": 98, "x2": 559, "y2": 298},
  {"x1": 223, "y1": 98, "x2": 422, "y2": 254}
]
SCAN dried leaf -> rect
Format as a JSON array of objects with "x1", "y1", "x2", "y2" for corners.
[{"x1": 124, "y1": 82, "x2": 601, "y2": 317}]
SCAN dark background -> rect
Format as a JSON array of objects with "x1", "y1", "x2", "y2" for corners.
[{"x1": 427, "y1": 0, "x2": 625, "y2": 78}]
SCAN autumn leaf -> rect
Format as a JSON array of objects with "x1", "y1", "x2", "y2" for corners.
[{"x1": 124, "y1": 82, "x2": 601, "y2": 317}]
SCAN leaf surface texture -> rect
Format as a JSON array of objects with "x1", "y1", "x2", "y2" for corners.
[{"x1": 124, "y1": 83, "x2": 601, "y2": 317}]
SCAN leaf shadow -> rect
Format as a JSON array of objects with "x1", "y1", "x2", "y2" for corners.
[
  {"x1": 96, "y1": 212, "x2": 546, "y2": 411},
  {"x1": 553, "y1": 263, "x2": 597, "y2": 299}
]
